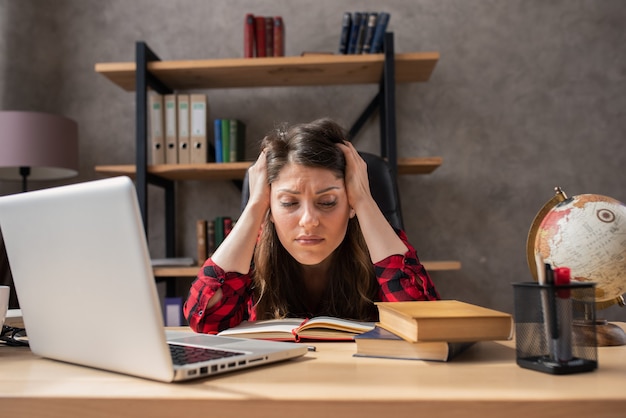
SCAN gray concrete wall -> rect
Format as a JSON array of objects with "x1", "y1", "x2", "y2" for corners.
[{"x1": 1, "y1": 0, "x2": 625, "y2": 320}]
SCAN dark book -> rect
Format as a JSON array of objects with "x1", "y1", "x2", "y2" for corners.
[
  {"x1": 264, "y1": 17, "x2": 274, "y2": 57},
  {"x1": 244, "y1": 13, "x2": 255, "y2": 58},
  {"x1": 228, "y1": 119, "x2": 246, "y2": 162},
  {"x1": 346, "y1": 12, "x2": 363, "y2": 54},
  {"x1": 338, "y1": 12, "x2": 352, "y2": 54},
  {"x1": 254, "y1": 16, "x2": 266, "y2": 57},
  {"x1": 354, "y1": 326, "x2": 476, "y2": 362},
  {"x1": 207, "y1": 219, "x2": 216, "y2": 256},
  {"x1": 361, "y1": 12, "x2": 378, "y2": 53},
  {"x1": 354, "y1": 12, "x2": 370, "y2": 54},
  {"x1": 214, "y1": 216, "x2": 225, "y2": 248},
  {"x1": 370, "y1": 12, "x2": 390, "y2": 53},
  {"x1": 273, "y1": 16, "x2": 285, "y2": 56}
]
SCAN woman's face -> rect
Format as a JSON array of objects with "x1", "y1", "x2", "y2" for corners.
[{"x1": 270, "y1": 163, "x2": 352, "y2": 266}]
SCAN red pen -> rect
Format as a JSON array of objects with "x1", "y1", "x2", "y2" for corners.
[
  {"x1": 554, "y1": 267, "x2": 573, "y2": 362},
  {"x1": 554, "y1": 267, "x2": 571, "y2": 298}
]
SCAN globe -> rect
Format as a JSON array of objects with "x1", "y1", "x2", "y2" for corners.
[{"x1": 526, "y1": 187, "x2": 626, "y2": 345}]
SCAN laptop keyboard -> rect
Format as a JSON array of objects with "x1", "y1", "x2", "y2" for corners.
[{"x1": 168, "y1": 343, "x2": 245, "y2": 366}]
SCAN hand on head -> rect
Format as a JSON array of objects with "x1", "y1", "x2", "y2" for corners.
[
  {"x1": 337, "y1": 141, "x2": 371, "y2": 210},
  {"x1": 247, "y1": 147, "x2": 270, "y2": 212}
]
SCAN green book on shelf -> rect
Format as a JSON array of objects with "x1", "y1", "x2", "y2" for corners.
[
  {"x1": 221, "y1": 119, "x2": 230, "y2": 162},
  {"x1": 229, "y1": 119, "x2": 246, "y2": 162}
]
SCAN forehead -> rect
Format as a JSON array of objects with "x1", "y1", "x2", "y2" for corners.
[{"x1": 273, "y1": 163, "x2": 343, "y2": 192}]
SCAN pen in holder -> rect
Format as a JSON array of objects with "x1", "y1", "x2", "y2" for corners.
[{"x1": 512, "y1": 279, "x2": 597, "y2": 375}]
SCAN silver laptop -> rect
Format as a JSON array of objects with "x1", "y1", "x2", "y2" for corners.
[{"x1": 0, "y1": 176, "x2": 307, "y2": 382}]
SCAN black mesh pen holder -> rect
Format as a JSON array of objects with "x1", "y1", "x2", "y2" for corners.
[{"x1": 512, "y1": 282, "x2": 598, "y2": 375}]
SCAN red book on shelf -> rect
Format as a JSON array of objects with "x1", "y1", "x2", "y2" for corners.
[
  {"x1": 273, "y1": 16, "x2": 285, "y2": 56},
  {"x1": 244, "y1": 13, "x2": 255, "y2": 58},
  {"x1": 254, "y1": 16, "x2": 266, "y2": 57},
  {"x1": 264, "y1": 17, "x2": 274, "y2": 57}
]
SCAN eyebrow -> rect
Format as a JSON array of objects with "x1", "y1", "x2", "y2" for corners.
[{"x1": 276, "y1": 186, "x2": 341, "y2": 195}]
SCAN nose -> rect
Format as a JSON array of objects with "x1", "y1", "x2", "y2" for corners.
[{"x1": 299, "y1": 203, "x2": 319, "y2": 229}]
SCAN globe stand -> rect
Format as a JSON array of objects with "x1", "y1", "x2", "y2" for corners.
[{"x1": 527, "y1": 187, "x2": 626, "y2": 347}]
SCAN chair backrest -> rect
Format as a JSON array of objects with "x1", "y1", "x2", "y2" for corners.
[{"x1": 240, "y1": 151, "x2": 404, "y2": 230}]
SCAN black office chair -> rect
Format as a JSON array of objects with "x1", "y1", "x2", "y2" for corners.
[{"x1": 240, "y1": 152, "x2": 404, "y2": 230}]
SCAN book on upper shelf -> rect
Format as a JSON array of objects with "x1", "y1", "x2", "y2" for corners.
[
  {"x1": 273, "y1": 16, "x2": 285, "y2": 56},
  {"x1": 264, "y1": 17, "x2": 274, "y2": 57},
  {"x1": 254, "y1": 16, "x2": 266, "y2": 57},
  {"x1": 375, "y1": 300, "x2": 514, "y2": 343},
  {"x1": 370, "y1": 12, "x2": 390, "y2": 53},
  {"x1": 217, "y1": 316, "x2": 376, "y2": 342},
  {"x1": 338, "y1": 12, "x2": 352, "y2": 54},
  {"x1": 346, "y1": 12, "x2": 364, "y2": 54},
  {"x1": 354, "y1": 326, "x2": 476, "y2": 362},
  {"x1": 361, "y1": 12, "x2": 378, "y2": 54},
  {"x1": 148, "y1": 93, "x2": 165, "y2": 165},
  {"x1": 244, "y1": 13, "x2": 255, "y2": 58}
]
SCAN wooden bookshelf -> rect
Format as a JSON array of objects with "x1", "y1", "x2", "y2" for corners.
[
  {"x1": 153, "y1": 260, "x2": 461, "y2": 278},
  {"x1": 95, "y1": 52, "x2": 440, "y2": 91},
  {"x1": 94, "y1": 37, "x2": 459, "y2": 278},
  {"x1": 94, "y1": 157, "x2": 443, "y2": 181}
]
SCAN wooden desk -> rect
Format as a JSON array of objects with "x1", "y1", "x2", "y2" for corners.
[{"x1": 1, "y1": 325, "x2": 626, "y2": 418}]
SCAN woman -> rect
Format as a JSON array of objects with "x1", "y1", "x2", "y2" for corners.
[{"x1": 184, "y1": 118, "x2": 439, "y2": 333}]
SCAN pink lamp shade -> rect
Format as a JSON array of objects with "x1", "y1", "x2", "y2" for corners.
[{"x1": 0, "y1": 111, "x2": 78, "y2": 181}]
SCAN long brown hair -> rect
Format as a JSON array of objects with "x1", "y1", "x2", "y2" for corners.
[{"x1": 252, "y1": 118, "x2": 378, "y2": 320}]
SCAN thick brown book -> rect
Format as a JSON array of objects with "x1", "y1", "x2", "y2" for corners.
[
  {"x1": 354, "y1": 326, "x2": 475, "y2": 362},
  {"x1": 375, "y1": 300, "x2": 513, "y2": 343}
]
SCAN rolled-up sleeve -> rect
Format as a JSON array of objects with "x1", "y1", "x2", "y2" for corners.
[
  {"x1": 375, "y1": 230, "x2": 440, "y2": 302},
  {"x1": 183, "y1": 259, "x2": 253, "y2": 334}
]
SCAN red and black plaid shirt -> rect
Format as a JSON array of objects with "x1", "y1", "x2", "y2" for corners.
[{"x1": 183, "y1": 229, "x2": 440, "y2": 334}]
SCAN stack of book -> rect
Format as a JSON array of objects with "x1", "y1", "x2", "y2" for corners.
[
  {"x1": 148, "y1": 93, "x2": 209, "y2": 165},
  {"x1": 338, "y1": 11, "x2": 390, "y2": 54},
  {"x1": 213, "y1": 119, "x2": 246, "y2": 163},
  {"x1": 244, "y1": 14, "x2": 285, "y2": 58},
  {"x1": 196, "y1": 216, "x2": 235, "y2": 264},
  {"x1": 354, "y1": 300, "x2": 514, "y2": 362}
]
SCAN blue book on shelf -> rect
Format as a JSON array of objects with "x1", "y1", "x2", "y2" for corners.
[
  {"x1": 213, "y1": 119, "x2": 223, "y2": 163},
  {"x1": 346, "y1": 12, "x2": 363, "y2": 54},
  {"x1": 338, "y1": 12, "x2": 352, "y2": 54},
  {"x1": 361, "y1": 12, "x2": 378, "y2": 53},
  {"x1": 370, "y1": 12, "x2": 390, "y2": 53}
]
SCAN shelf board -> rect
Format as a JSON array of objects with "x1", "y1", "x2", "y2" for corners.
[
  {"x1": 95, "y1": 157, "x2": 442, "y2": 181},
  {"x1": 95, "y1": 52, "x2": 440, "y2": 91},
  {"x1": 154, "y1": 260, "x2": 461, "y2": 278}
]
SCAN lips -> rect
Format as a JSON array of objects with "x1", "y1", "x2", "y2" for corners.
[{"x1": 295, "y1": 235, "x2": 324, "y2": 245}]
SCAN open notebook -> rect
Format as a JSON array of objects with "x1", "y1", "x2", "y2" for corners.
[{"x1": 0, "y1": 176, "x2": 307, "y2": 382}]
